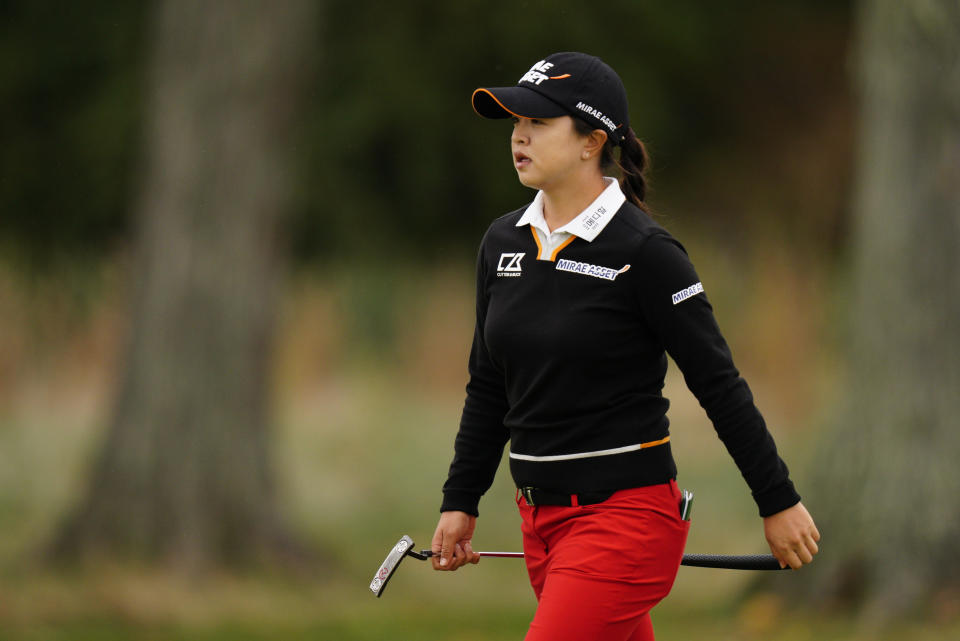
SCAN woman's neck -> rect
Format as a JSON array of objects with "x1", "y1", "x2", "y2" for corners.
[{"x1": 540, "y1": 172, "x2": 608, "y2": 232}]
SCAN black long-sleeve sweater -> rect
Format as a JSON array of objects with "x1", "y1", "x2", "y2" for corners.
[{"x1": 441, "y1": 199, "x2": 800, "y2": 518}]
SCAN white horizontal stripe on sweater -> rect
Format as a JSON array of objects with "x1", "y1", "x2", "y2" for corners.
[{"x1": 509, "y1": 436, "x2": 670, "y2": 462}]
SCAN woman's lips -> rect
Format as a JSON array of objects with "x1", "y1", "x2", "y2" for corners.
[{"x1": 514, "y1": 152, "x2": 531, "y2": 169}]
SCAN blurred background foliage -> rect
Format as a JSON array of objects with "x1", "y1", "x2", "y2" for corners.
[
  {"x1": 2, "y1": 0, "x2": 958, "y2": 639},
  {"x1": 0, "y1": 1, "x2": 147, "y2": 268},
  {"x1": 1, "y1": 0, "x2": 852, "y2": 269}
]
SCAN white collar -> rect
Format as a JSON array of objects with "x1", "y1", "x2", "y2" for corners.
[{"x1": 515, "y1": 177, "x2": 626, "y2": 242}]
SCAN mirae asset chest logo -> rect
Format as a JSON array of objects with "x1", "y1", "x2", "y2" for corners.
[
  {"x1": 556, "y1": 259, "x2": 630, "y2": 281},
  {"x1": 497, "y1": 252, "x2": 525, "y2": 277}
]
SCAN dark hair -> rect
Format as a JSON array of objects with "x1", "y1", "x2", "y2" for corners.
[{"x1": 572, "y1": 118, "x2": 650, "y2": 213}]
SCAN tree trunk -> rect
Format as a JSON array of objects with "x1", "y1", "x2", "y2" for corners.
[
  {"x1": 52, "y1": 0, "x2": 317, "y2": 570},
  {"x1": 795, "y1": 0, "x2": 960, "y2": 619}
]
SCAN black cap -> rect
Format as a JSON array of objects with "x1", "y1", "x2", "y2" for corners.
[{"x1": 472, "y1": 52, "x2": 630, "y2": 144}]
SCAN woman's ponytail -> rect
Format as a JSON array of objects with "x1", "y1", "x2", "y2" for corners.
[
  {"x1": 616, "y1": 128, "x2": 650, "y2": 212},
  {"x1": 573, "y1": 119, "x2": 651, "y2": 213}
]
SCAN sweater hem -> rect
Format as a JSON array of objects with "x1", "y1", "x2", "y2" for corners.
[{"x1": 509, "y1": 441, "x2": 677, "y2": 494}]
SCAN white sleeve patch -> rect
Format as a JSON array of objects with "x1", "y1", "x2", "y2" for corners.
[{"x1": 671, "y1": 282, "x2": 704, "y2": 305}]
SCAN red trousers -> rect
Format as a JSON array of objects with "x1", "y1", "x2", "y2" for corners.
[{"x1": 518, "y1": 481, "x2": 690, "y2": 641}]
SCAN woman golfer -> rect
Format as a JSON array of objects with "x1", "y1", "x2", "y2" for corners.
[{"x1": 432, "y1": 52, "x2": 820, "y2": 641}]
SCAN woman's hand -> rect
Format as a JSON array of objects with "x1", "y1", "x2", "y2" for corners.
[
  {"x1": 431, "y1": 511, "x2": 481, "y2": 571},
  {"x1": 763, "y1": 501, "x2": 820, "y2": 569}
]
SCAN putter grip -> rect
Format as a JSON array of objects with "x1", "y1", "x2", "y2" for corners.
[{"x1": 681, "y1": 553, "x2": 785, "y2": 571}]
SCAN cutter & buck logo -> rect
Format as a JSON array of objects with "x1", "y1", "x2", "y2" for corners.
[{"x1": 497, "y1": 252, "x2": 525, "y2": 277}]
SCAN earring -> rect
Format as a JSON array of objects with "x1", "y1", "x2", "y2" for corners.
[{"x1": 582, "y1": 152, "x2": 590, "y2": 160}]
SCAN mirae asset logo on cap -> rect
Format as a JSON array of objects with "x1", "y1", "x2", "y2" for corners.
[
  {"x1": 519, "y1": 60, "x2": 571, "y2": 86},
  {"x1": 575, "y1": 101, "x2": 617, "y2": 133}
]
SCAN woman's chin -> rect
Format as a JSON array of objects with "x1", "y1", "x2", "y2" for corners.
[{"x1": 515, "y1": 171, "x2": 541, "y2": 190}]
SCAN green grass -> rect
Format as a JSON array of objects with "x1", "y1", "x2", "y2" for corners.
[{"x1": 1, "y1": 596, "x2": 957, "y2": 641}]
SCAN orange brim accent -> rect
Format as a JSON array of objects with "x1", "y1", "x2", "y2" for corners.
[{"x1": 472, "y1": 88, "x2": 529, "y2": 120}]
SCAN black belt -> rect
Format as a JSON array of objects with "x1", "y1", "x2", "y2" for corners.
[{"x1": 518, "y1": 486, "x2": 614, "y2": 507}]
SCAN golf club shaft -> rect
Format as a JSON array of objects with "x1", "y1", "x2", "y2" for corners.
[
  {"x1": 417, "y1": 549, "x2": 786, "y2": 570},
  {"x1": 420, "y1": 550, "x2": 523, "y2": 558}
]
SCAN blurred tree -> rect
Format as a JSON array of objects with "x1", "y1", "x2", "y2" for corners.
[
  {"x1": 51, "y1": 0, "x2": 317, "y2": 569},
  {"x1": 796, "y1": 0, "x2": 960, "y2": 618}
]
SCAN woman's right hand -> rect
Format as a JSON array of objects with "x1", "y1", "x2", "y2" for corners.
[
  {"x1": 763, "y1": 501, "x2": 820, "y2": 569},
  {"x1": 431, "y1": 511, "x2": 481, "y2": 571}
]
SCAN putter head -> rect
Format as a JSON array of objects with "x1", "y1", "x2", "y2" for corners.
[{"x1": 369, "y1": 535, "x2": 415, "y2": 597}]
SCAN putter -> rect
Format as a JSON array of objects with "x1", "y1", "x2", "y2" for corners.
[{"x1": 370, "y1": 535, "x2": 786, "y2": 597}]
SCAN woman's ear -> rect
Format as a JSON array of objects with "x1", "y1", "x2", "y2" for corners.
[{"x1": 583, "y1": 129, "x2": 607, "y2": 158}]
